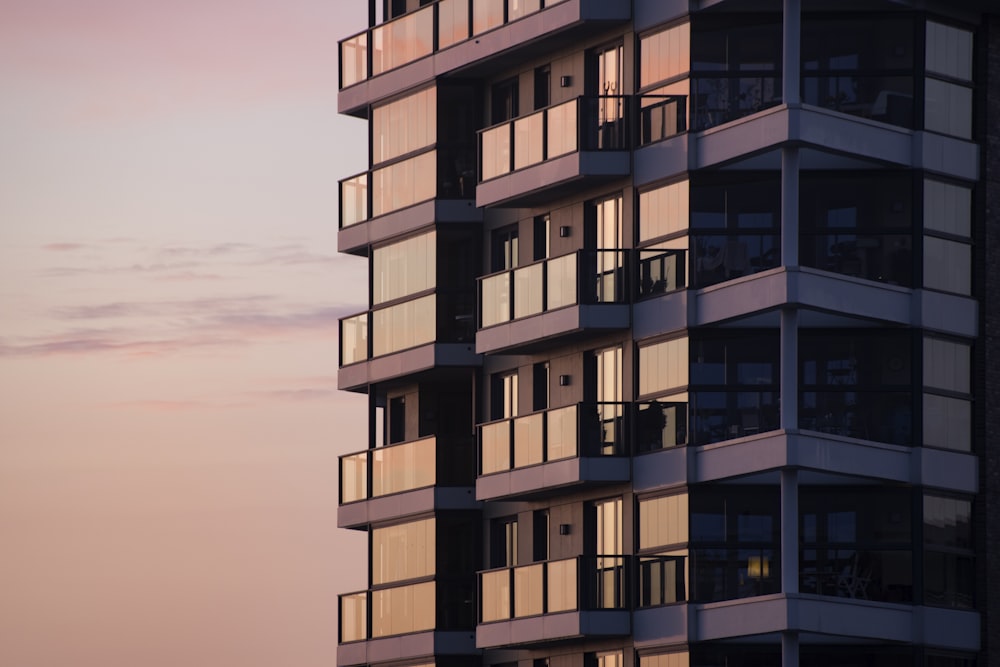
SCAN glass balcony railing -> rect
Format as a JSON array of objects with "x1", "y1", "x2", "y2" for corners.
[
  {"x1": 479, "y1": 96, "x2": 629, "y2": 181},
  {"x1": 802, "y1": 74, "x2": 914, "y2": 129},
  {"x1": 339, "y1": 0, "x2": 569, "y2": 89},
  {"x1": 478, "y1": 250, "x2": 627, "y2": 328},
  {"x1": 638, "y1": 95, "x2": 688, "y2": 146},
  {"x1": 799, "y1": 390, "x2": 913, "y2": 446},
  {"x1": 479, "y1": 555, "x2": 628, "y2": 623},
  {"x1": 339, "y1": 581, "x2": 436, "y2": 642},
  {"x1": 799, "y1": 548, "x2": 914, "y2": 604},
  {"x1": 691, "y1": 76, "x2": 782, "y2": 131},
  {"x1": 478, "y1": 402, "x2": 629, "y2": 476},
  {"x1": 636, "y1": 248, "x2": 687, "y2": 299},
  {"x1": 690, "y1": 390, "x2": 780, "y2": 446},
  {"x1": 338, "y1": 147, "x2": 476, "y2": 229},
  {"x1": 634, "y1": 399, "x2": 688, "y2": 453},
  {"x1": 339, "y1": 291, "x2": 475, "y2": 367},
  {"x1": 637, "y1": 555, "x2": 688, "y2": 608},
  {"x1": 339, "y1": 436, "x2": 436, "y2": 504}
]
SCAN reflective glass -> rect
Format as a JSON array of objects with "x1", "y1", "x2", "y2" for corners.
[
  {"x1": 926, "y1": 21, "x2": 974, "y2": 81},
  {"x1": 340, "y1": 33, "x2": 368, "y2": 88},
  {"x1": 640, "y1": 652, "x2": 690, "y2": 667},
  {"x1": 480, "y1": 421, "x2": 511, "y2": 474},
  {"x1": 373, "y1": 231, "x2": 436, "y2": 305},
  {"x1": 639, "y1": 494, "x2": 689, "y2": 549},
  {"x1": 371, "y1": 581, "x2": 435, "y2": 637},
  {"x1": 371, "y1": 436, "x2": 436, "y2": 497},
  {"x1": 546, "y1": 253, "x2": 577, "y2": 310},
  {"x1": 638, "y1": 246, "x2": 687, "y2": 298},
  {"x1": 513, "y1": 412, "x2": 544, "y2": 468},
  {"x1": 481, "y1": 124, "x2": 511, "y2": 180},
  {"x1": 372, "y1": 517, "x2": 435, "y2": 584},
  {"x1": 372, "y1": 6, "x2": 434, "y2": 76},
  {"x1": 924, "y1": 179, "x2": 972, "y2": 238},
  {"x1": 340, "y1": 174, "x2": 368, "y2": 227},
  {"x1": 923, "y1": 337, "x2": 971, "y2": 394},
  {"x1": 925, "y1": 78, "x2": 972, "y2": 139},
  {"x1": 481, "y1": 272, "x2": 511, "y2": 327},
  {"x1": 640, "y1": 22, "x2": 691, "y2": 88},
  {"x1": 513, "y1": 263, "x2": 543, "y2": 318},
  {"x1": 340, "y1": 313, "x2": 369, "y2": 365},
  {"x1": 639, "y1": 180, "x2": 689, "y2": 242},
  {"x1": 473, "y1": 0, "x2": 505, "y2": 35},
  {"x1": 638, "y1": 337, "x2": 689, "y2": 397},
  {"x1": 372, "y1": 87, "x2": 436, "y2": 165},
  {"x1": 481, "y1": 569, "x2": 511, "y2": 621},
  {"x1": 340, "y1": 452, "x2": 368, "y2": 503},
  {"x1": 546, "y1": 99, "x2": 578, "y2": 158},
  {"x1": 514, "y1": 112, "x2": 544, "y2": 170},
  {"x1": 546, "y1": 405, "x2": 578, "y2": 461},
  {"x1": 340, "y1": 592, "x2": 368, "y2": 642},
  {"x1": 546, "y1": 558, "x2": 577, "y2": 612},
  {"x1": 438, "y1": 0, "x2": 470, "y2": 49},
  {"x1": 924, "y1": 496, "x2": 972, "y2": 549},
  {"x1": 923, "y1": 393, "x2": 971, "y2": 452},
  {"x1": 514, "y1": 563, "x2": 544, "y2": 616},
  {"x1": 923, "y1": 236, "x2": 971, "y2": 294},
  {"x1": 372, "y1": 294, "x2": 436, "y2": 357},
  {"x1": 372, "y1": 150, "x2": 437, "y2": 217},
  {"x1": 508, "y1": 0, "x2": 541, "y2": 22}
]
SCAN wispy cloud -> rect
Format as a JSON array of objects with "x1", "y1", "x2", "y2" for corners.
[
  {"x1": 0, "y1": 335, "x2": 242, "y2": 359},
  {"x1": 251, "y1": 387, "x2": 338, "y2": 402},
  {"x1": 41, "y1": 242, "x2": 87, "y2": 252}
]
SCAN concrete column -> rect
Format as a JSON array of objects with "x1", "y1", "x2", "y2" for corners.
[
  {"x1": 780, "y1": 308, "x2": 798, "y2": 431},
  {"x1": 781, "y1": 147, "x2": 799, "y2": 268},
  {"x1": 781, "y1": 468, "x2": 799, "y2": 595},
  {"x1": 782, "y1": 0, "x2": 801, "y2": 106},
  {"x1": 782, "y1": 629, "x2": 800, "y2": 667}
]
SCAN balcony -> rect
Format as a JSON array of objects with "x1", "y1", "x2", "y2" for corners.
[
  {"x1": 338, "y1": 435, "x2": 478, "y2": 529},
  {"x1": 338, "y1": 291, "x2": 480, "y2": 392},
  {"x1": 476, "y1": 96, "x2": 631, "y2": 208},
  {"x1": 338, "y1": 580, "x2": 477, "y2": 666},
  {"x1": 476, "y1": 250, "x2": 630, "y2": 354},
  {"x1": 338, "y1": 147, "x2": 479, "y2": 255},
  {"x1": 338, "y1": 0, "x2": 631, "y2": 114},
  {"x1": 476, "y1": 556, "x2": 631, "y2": 648},
  {"x1": 476, "y1": 402, "x2": 630, "y2": 500}
]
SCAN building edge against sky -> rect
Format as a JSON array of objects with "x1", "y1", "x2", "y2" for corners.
[{"x1": 335, "y1": 1, "x2": 999, "y2": 666}]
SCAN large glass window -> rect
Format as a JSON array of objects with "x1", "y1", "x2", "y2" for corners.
[
  {"x1": 640, "y1": 23, "x2": 691, "y2": 89},
  {"x1": 800, "y1": 172, "x2": 914, "y2": 286},
  {"x1": 639, "y1": 493, "x2": 689, "y2": 550},
  {"x1": 372, "y1": 87, "x2": 436, "y2": 165},
  {"x1": 924, "y1": 179, "x2": 972, "y2": 238},
  {"x1": 638, "y1": 337, "x2": 689, "y2": 397},
  {"x1": 639, "y1": 180, "x2": 689, "y2": 243},
  {"x1": 372, "y1": 232, "x2": 436, "y2": 305},
  {"x1": 923, "y1": 336, "x2": 972, "y2": 452},
  {"x1": 925, "y1": 21, "x2": 974, "y2": 139},
  {"x1": 924, "y1": 494, "x2": 974, "y2": 609},
  {"x1": 799, "y1": 330, "x2": 913, "y2": 445},
  {"x1": 372, "y1": 518, "x2": 435, "y2": 585},
  {"x1": 800, "y1": 486, "x2": 913, "y2": 603}
]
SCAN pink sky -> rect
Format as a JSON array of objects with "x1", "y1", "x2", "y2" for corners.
[{"x1": 0, "y1": 2, "x2": 372, "y2": 664}]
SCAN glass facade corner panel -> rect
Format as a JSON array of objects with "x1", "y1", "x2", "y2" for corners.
[
  {"x1": 481, "y1": 569, "x2": 511, "y2": 622},
  {"x1": 481, "y1": 124, "x2": 512, "y2": 181},
  {"x1": 513, "y1": 412, "x2": 544, "y2": 468},
  {"x1": 372, "y1": 150, "x2": 437, "y2": 219},
  {"x1": 372, "y1": 294, "x2": 436, "y2": 357},
  {"x1": 546, "y1": 558, "x2": 578, "y2": 613},
  {"x1": 340, "y1": 33, "x2": 368, "y2": 88},
  {"x1": 371, "y1": 581, "x2": 436, "y2": 638},
  {"x1": 514, "y1": 563, "x2": 544, "y2": 617},
  {"x1": 922, "y1": 393, "x2": 971, "y2": 452},
  {"x1": 640, "y1": 22, "x2": 691, "y2": 89},
  {"x1": 545, "y1": 252, "x2": 577, "y2": 310},
  {"x1": 545, "y1": 404, "x2": 578, "y2": 461},
  {"x1": 926, "y1": 21, "x2": 974, "y2": 81},
  {"x1": 924, "y1": 179, "x2": 972, "y2": 238},
  {"x1": 514, "y1": 112, "x2": 545, "y2": 170},
  {"x1": 340, "y1": 451, "x2": 368, "y2": 503},
  {"x1": 546, "y1": 99, "x2": 579, "y2": 158},
  {"x1": 340, "y1": 313, "x2": 369, "y2": 366},
  {"x1": 924, "y1": 78, "x2": 973, "y2": 139},
  {"x1": 513, "y1": 262, "x2": 544, "y2": 319},
  {"x1": 480, "y1": 420, "x2": 512, "y2": 474},
  {"x1": 371, "y1": 436, "x2": 436, "y2": 497},
  {"x1": 639, "y1": 494, "x2": 689, "y2": 550},
  {"x1": 371, "y1": 6, "x2": 434, "y2": 77},
  {"x1": 924, "y1": 236, "x2": 972, "y2": 295},
  {"x1": 639, "y1": 180, "x2": 689, "y2": 243},
  {"x1": 373, "y1": 231, "x2": 437, "y2": 305},
  {"x1": 372, "y1": 517, "x2": 436, "y2": 585},
  {"x1": 472, "y1": 0, "x2": 505, "y2": 36},
  {"x1": 373, "y1": 87, "x2": 436, "y2": 165},
  {"x1": 340, "y1": 174, "x2": 368, "y2": 229},
  {"x1": 340, "y1": 591, "x2": 368, "y2": 642},
  {"x1": 438, "y1": 0, "x2": 470, "y2": 50}
]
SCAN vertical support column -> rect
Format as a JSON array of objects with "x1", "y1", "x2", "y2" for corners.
[
  {"x1": 781, "y1": 468, "x2": 799, "y2": 593},
  {"x1": 781, "y1": 147, "x2": 799, "y2": 268},
  {"x1": 780, "y1": 308, "x2": 798, "y2": 431},
  {"x1": 782, "y1": 0, "x2": 801, "y2": 106},
  {"x1": 782, "y1": 628, "x2": 800, "y2": 667}
]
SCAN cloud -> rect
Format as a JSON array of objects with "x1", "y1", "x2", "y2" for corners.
[
  {"x1": 51, "y1": 295, "x2": 276, "y2": 320},
  {"x1": 41, "y1": 243, "x2": 86, "y2": 252},
  {"x1": 0, "y1": 335, "x2": 242, "y2": 359},
  {"x1": 251, "y1": 388, "x2": 338, "y2": 402}
]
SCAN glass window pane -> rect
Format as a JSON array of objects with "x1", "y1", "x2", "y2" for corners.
[
  {"x1": 481, "y1": 569, "x2": 511, "y2": 621},
  {"x1": 546, "y1": 253, "x2": 577, "y2": 310},
  {"x1": 513, "y1": 563, "x2": 544, "y2": 616},
  {"x1": 373, "y1": 87, "x2": 437, "y2": 165},
  {"x1": 372, "y1": 517, "x2": 436, "y2": 585},
  {"x1": 923, "y1": 337, "x2": 970, "y2": 394},
  {"x1": 373, "y1": 231, "x2": 436, "y2": 305},
  {"x1": 372, "y1": 294, "x2": 436, "y2": 357},
  {"x1": 925, "y1": 78, "x2": 973, "y2": 139},
  {"x1": 923, "y1": 236, "x2": 971, "y2": 294},
  {"x1": 513, "y1": 263, "x2": 544, "y2": 318},
  {"x1": 546, "y1": 558, "x2": 577, "y2": 612},
  {"x1": 514, "y1": 112, "x2": 544, "y2": 170},
  {"x1": 513, "y1": 413, "x2": 544, "y2": 468},
  {"x1": 640, "y1": 23, "x2": 691, "y2": 89},
  {"x1": 639, "y1": 493, "x2": 690, "y2": 549},
  {"x1": 546, "y1": 405, "x2": 578, "y2": 461},
  {"x1": 923, "y1": 393, "x2": 971, "y2": 452},
  {"x1": 924, "y1": 179, "x2": 972, "y2": 238},
  {"x1": 546, "y1": 99, "x2": 578, "y2": 158},
  {"x1": 924, "y1": 495, "x2": 972, "y2": 548},
  {"x1": 639, "y1": 337, "x2": 689, "y2": 396},
  {"x1": 926, "y1": 21, "x2": 973, "y2": 81},
  {"x1": 438, "y1": 0, "x2": 470, "y2": 49},
  {"x1": 639, "y1": 180, "x2": 689, "y2": 242}
]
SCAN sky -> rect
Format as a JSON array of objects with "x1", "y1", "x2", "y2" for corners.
[{"x1": 0, "y1": 1, "x2": 372, "y2": 664}]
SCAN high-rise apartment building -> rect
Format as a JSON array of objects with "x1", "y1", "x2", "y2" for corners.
[{"x1": 335, "y1": 1, "x2": 998, "y2": 665}]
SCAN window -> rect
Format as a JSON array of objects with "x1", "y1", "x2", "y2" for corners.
[
  {"x1": 373, "y1": 231, "x2": 436, "y2": 305},
  {"x1": 492, "y1": 225, "x2": 519, "y2": 272},
  {"x1": 640, "y1": 23, "x2": 691, "y2": 89},
  {"x1": 534, "y1": 65, "x2": 550, "y2": 110},
  {"x1": 491, "y1": 371, "x2": 518, "y2": 421},
  {"x1": 533, "y1": 509, "x2": 549, "y2": 561},
  {"x1": 639, "y1": 180, "x2": 689, "y2": 243},
  {"x1": 532, "y1": 362, "x2": 549, "y2": 412},
  {"x1": 372, "y1": 518, "x2": 435, "y2": 585},
  {"x1": 533, "y1": 214, "x2": 550, "y2": 261},
  {"x1": 640, "y1": 653, "x2": 690, "y2": 667},
  {"x1": 372, "y1": 87, "x2": 436, "y2": 165},
  {"x1": 638, "y1": 336, "x2": 688, "y2": 397},
  {"x1": 639, "y1": 493, "x2": 689, "y2": 550},
  {"x1": 924, "y1": 21, "x2": 974, "y2": 139},
  {"x1": 923, "y1": 336, "x2": 972, "y2": 452},
  {"x1": 491, "y1": 516, "x2": 518, "y2": 568}
]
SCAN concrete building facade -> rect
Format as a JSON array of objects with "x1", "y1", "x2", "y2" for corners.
[{"x1": 335, "y1": 1, "x2": 997, "y2": 665}]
